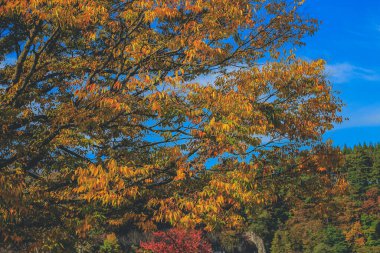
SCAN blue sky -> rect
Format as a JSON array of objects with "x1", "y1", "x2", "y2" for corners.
[{"x1": 298, "y1": 0, "x2": 380, "y2": 146}]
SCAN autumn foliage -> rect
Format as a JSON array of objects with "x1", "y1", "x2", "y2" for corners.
[
  {"x1": 140, "y1": 228, "x2": 212, "y2": 253},
  {"x1": 0, "y1": 0, "x2": 343, "y2": 251}
]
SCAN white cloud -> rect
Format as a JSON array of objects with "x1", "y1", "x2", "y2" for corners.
[
  {"x1": 192, "y1": 72, "x2": 219, "y2": 85},
  {"x1": 191, "y1": 66, "x2": 240, "y2": 85},
  {"x1": 335, "y1": 105, "x2": 380, "y2": 129},
  {"x1": 325, "y1": 63, "x2": 380, "y2": 83}
]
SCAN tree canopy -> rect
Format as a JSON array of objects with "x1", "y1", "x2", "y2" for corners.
[{"x1": 0, "y1": 0, "x2": 342, "y2": 251}]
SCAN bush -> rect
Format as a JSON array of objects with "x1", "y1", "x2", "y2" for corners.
[{"x1": 140, "y1": 228, "x2": 212, "y2": 253}]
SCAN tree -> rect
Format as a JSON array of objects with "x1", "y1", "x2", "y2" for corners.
[
  {"x1": 371, "y1": 149, "x2": 380, "y2": 185},
  {"x1": 345, "y1": 150, "x2": 373, "y2": 194},
  {"x1": 0, "y1": 0, "x2": 342, "y2": 250}
]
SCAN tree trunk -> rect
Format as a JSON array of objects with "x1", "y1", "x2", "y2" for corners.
[{"x1": 244, "y1": 232, "x2": 266, "y2": 253}]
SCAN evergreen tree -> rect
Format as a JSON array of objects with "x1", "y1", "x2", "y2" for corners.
[
  {"x1": 346, "y1": 150, "x2": 373, "y2": 194},
  {"x1": 370, "y1": 149, "x2": 380, "y2": 185}
]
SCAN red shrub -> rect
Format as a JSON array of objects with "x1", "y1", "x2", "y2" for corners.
[{"x1": 140, "y1": 228, "x2": 212, "y2": 253}]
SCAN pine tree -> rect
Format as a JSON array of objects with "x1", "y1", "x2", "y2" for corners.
[
  {"x1": 370, "y1": 149, "x2": 380, "y2": 186},
  {"x1": 345, "y1": 149, "x2": 373, "y2": 194}
]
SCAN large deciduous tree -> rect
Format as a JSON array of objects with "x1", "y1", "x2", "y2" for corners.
[{"x1": 0, "y1": 0, "x2": 342, "y2": 251}]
